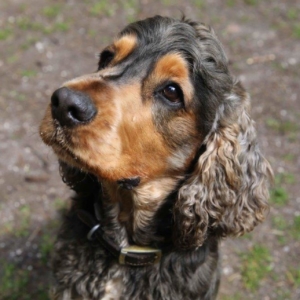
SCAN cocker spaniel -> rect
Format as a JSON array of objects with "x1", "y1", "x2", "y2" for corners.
[{"x1": 40, "y1": 16, "x2": 272, "y2": 300}]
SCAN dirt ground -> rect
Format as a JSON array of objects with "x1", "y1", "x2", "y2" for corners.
[{"x1": 0, "y1": 0, "x2": 299, "y2": 299}]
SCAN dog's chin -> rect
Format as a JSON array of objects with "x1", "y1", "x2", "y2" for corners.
[
  {"x1": 52, "y1": 144, "x2": 82, "y2": 168},
  {"x1": 51, "y1": 140, "x2": 121, "y2": 183},
  {"x1": 40, "y1": 122, "x2": 88, "y2": 172}
]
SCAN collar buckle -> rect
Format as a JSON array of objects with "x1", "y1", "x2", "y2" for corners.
[{"x1": 119, "y1": 245, "x2": 162, "y2": 265}]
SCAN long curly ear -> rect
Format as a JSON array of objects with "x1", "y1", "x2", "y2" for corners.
[{"x1": 174, "y1": 81, "x2": 273, "y2": 249}]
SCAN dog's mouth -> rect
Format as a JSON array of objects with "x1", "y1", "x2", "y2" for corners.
[
  {"x1": 40, "y1": 116, "x2": 84, "y2": 168},
  {"x1": 40, "y1": 108, "x2": 126, "y2": 181}
]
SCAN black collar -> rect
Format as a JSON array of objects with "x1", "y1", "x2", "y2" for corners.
[{"x1": 77, "y1": 203, "x2": 162, "y2": 267}]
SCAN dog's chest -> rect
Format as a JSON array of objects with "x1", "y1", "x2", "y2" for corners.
[{"x1": 102, "y1": 278, "x2": 123, "y2": 300}]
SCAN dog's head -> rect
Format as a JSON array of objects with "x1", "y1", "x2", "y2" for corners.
[{"x1": 40, "y1": 16, "x2": 272, "y2": 249}]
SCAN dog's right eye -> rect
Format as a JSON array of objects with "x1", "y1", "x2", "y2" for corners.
[
  {"x1": 98, "y1": 50, "x2": 115, "y2": 70},
  {"x1": 159, "y1": 83, "x2": 184, "y2": 107},
  {"x1": 162, "y1": 85, "x2": 181, "y2": 103}
]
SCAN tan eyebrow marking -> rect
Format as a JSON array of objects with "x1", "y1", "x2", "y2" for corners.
[
  {"x1": 113, "y1": 35, "x2": 137, "y2": 63},
  {"x1": 151, "y1": 53, "x2": 194, "y2": 101}
]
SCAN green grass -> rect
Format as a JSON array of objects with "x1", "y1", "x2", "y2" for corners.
[
  {"x1": 192, "y1": 0, "x2": 206, "y2": 9},
  {"x1": 40, "y1": 232, "x2": 55, "y2": 264},
  {"x1": 9, "y1": 90, "x2": 26, "y2": 101},
  {"x1": 266, "y1": 118, "x2": 280, "y2": 130},
  {"x1": 274, "y1": 288, "x2": 292, "y2": 300},
  {"x1": 89, "y1": 2, "x2": 117, "y2": 17},
  {"x1": 54, "y1": 198, "x2": 67, "y2": 210},
  {"x1": 275, "y1": 172, "x2": 295, "y2": 185},
  {"x1": 291, "y1": 216, "x2": 300, "y2": 240},
  {"x1": 0, "y1": 222, "x2": 13, "y2": 235},
  {"x1": 42, "y1": 4, "x2": 62, "y2": 18},
  {"x1": 244, "y1": 0, "x2": 257, "y2": 5},
  {"x1": 88, "y1": 29, "x2": 97, "y2": 37},
  {"x1": 17, "y1": 16, "x2": 70, "y2": 34},
  {"x1": 15, "y1": 204, "x2": 31, "y2": 237},
  {"x1": 42, "y1": 21, "x2": 71, "y2": 34},
  {"x1": 0, "y1": 262, "x2": 49, "y2": 300},
  {"x1": 121, "y1": 0, "x2": 139, "y2": 22},
  {"x1": 286, "y1": 268, "x2": 300, "y2": 287},
  {"x1": 241, "y1": 232, "x2": 253, "y2": 240},
  {"x1": 21, "y1": 37, "x2": 39, "y2": 50},
  {"x1": 0, "y1": 27, "x2": 13, "y2": 41},
  {"x1": 240, "y1": 245, "x2": 272, "y2": 291},
  {"x1": 53, "y1": 22, "x2": 70, "y2": 32},
  {"x1": 272, "y1": 215, "x2": 288, "y2": 231},
  {"x1": 287, "y1": 8, "x2": 299, "y2": 21},
  {"x1": 0, "y1": 217, "x2": 61, "y2": 299},
  {"x1": 226, "y1": 0, "x2": 236, "y2": 7},
  {"x1": 270, "y1": 173, "x2": 296, "y2": 206},
  {"x1": 17, "y1": 17, "x2": 44, "y2": 31},
  {"x1": 161, "y1": 0, "x2": 175, "y2": 5},
  {"x1": 272, "y1": 215, "x2": 300, "y2": 243},
  {"x1": 270, "y1": 187, "x2": 288, "y2": 206},
  {"x1": 293, "y1": 23, "x2": 300, "y2": 39},
  {"x1": 221, "y1": 293, "x2": 242, "y2": 300},
  {"x1": 8, "y1": 54, "x2": 19, "y2": 64},
  {"x1": 1, "y1": 263, "x2": 30, "y2": 300},
  {"x1": 21, "y1": 69, "x2": 37, "y2": 78},
  {"x1": 266, "y1": 118, "x2": 298, "y2": 135},
  {"x1": 282, "y1": 153, "x2": 295, "y2": 162},
  {"x1": 272, "y1": 215, "x2": 288, "y2": 244},
  {"x1": 0, "y1": 205, "x2": 31, "y2": 237}
]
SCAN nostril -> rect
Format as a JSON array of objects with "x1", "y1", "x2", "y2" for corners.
[
  {"x1": 68, "y1": 106, "x2": 82, "y2": 122},
  {"x1": 51, "y1": 88, "x2": 65, "y2": 108},
  {"x1": 50, "y1": 87, "x2": 97, "y2": 127}
]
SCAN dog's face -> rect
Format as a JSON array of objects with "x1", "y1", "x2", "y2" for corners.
[
  {"x1": 40, "y1": 17, "x2": 229, "y2": 183},
  {"x1": 40, "y1": 16, "x2": 271, "y2": 249}
]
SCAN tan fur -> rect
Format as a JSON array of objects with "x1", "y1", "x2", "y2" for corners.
[
  {"x1": 104, "y1": 176, "x2": 181, "y2": 238},
  {"x1": 40, "y1": 80, "x2": 172, "y2": 182},
  {"x1": 149, "y1": 53, "x2": 194, "y2": 102},
  {"x1": 132, "y1": 176, "x2": 181, "y2": 232},
  {"x1": 102, "y1": 278, "x2": 123, "y2": 300},
  {"x1": 113, "y1": 35, "x2": 137, "y2": 64},
  {"x1": 39, "y1": 52, "x2": 202, "y2": 237}
]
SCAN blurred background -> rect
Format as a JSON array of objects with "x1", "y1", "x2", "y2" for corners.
[{"x1": 0, "y1": 0, "x2": 299, "y2": 299}]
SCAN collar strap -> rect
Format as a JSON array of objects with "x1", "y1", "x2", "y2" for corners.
[{"x1": 77, "y1": 209, "x2": 161, "y2": 267}]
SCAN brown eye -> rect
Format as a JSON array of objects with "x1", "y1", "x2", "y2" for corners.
[{"x1": 162, "y1": 84, "x2": 182, "y2": 103}]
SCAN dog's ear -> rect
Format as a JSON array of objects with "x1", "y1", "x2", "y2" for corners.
[{"x1": 173, "y1": 81, "x2": 273, "y2": 249}]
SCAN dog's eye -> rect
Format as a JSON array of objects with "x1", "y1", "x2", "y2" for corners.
[
  {"x1": 98, "y1": 50, "x2": 114, "y2": 70},
  {"x1": 161, "y1": 84, "x2": 183, "y2": 104}
]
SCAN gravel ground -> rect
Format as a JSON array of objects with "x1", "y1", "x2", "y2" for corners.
[{"x1": 0, "y1": 0, "x2": 299, "y2": 299}]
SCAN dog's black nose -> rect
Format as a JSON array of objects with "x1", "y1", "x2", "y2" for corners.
[{"x1": 51, "y1": 87, "x2": 97, "y2": 127}]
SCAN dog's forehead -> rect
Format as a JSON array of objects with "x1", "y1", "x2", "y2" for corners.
[{"x1": 109, "y1": 20, "x2": 197, "y2": 82}]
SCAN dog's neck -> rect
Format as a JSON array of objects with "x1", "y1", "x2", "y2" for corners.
[
  {"x1": 58, "y1": 162, "x2": 181, "y2": 247},
  {"x1": 102, "y1": 176, "x2": 182, "y2": 246}
]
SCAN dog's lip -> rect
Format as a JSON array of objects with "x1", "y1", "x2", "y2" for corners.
[
  {"x1": 52, "y1": 142, "x2": 84, "y2": 168},
  {"x1": 43, "y1": 119, "x2": 76, "y2": 157}
]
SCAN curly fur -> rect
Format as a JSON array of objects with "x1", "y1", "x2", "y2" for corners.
[
  {"x1": 174, "y1": 82, "x2": 272, "y2": 249},
  {"x1": 40, "y1": 16, "x2": 272, "y2": 300}
]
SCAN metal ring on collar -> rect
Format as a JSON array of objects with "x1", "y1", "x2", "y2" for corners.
[{"x1": 87, "y1": 224, "x2": 100, "y2": 241}]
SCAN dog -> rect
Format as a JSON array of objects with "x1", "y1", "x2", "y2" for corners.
[{"x1": 40, "y1": 16, "x2": 272, "y2": 300}]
